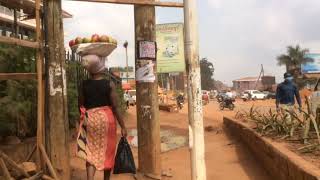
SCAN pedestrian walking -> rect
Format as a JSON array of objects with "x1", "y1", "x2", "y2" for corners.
[
  {"x1": 276, "y1": 72, "x2": 302, "y2": 136},
  {"x1": 77, "y1": 55, "x2": 127, "y2": 180},
  {"x1": 124, "y1": 91, "x2": 130, "y2": 109}
]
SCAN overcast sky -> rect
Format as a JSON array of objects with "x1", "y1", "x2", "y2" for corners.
[{"x1": 62, "y1": 0, "x2": 320, "y2": 85}]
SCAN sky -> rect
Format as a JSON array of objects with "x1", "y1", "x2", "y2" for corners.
[{"x1": 62, "y1": 0, "x2": 320, "y2": 85}]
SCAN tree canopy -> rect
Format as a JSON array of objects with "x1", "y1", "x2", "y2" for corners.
[
  {"x1": 0, "y1": 44, "x2": 37, "y2": 137},
  {"x1": 200, "y1": 58, "x2": 214, "y2": 90},
  {"x1": 277, "y1": 45, "x2": 313, "y2": 76},
  {"x1": 277, "y1": 45, "x2": 313, "y2": 88}
]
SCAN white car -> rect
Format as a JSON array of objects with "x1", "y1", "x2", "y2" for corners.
[
  {"x1": 128, "y1": 90, "x2": 136, "y2": 105},
  {"x1": 243, "y1": 90, "x2": 267, "y2": 100}
]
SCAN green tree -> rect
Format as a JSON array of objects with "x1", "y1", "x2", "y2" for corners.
[
  {"x1": 200, "y1": 58, "x2": 215, "y2": 90},
  {"x1": 66, "y1": 62, "x2": 80, "y2": 128},
  {"x1": 0, "y1": 44, "x2": 37, "y2": 137},
  {"x1": 277, "y1": 45, "x2": 313, "y2": 77}
]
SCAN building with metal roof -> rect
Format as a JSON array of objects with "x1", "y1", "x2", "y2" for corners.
[
  {"x1": 0, "y1": 1, "x2": 72, "y2": 39},
  {"x1": 233, "y1": 76, "x2": 276, "y2": 92}
]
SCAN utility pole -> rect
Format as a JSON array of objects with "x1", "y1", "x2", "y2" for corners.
[
  {"x1": 184, "y1": 0, "x2": 207, "y2": 179},
  {"x1": 45, "y1": 1, "x2": 70, "y2": 179},
  {"x1": 255, "y1": 64, "x2": 264, "y2": 90},
  {"x1": 124, "y1": 41, "x2": 129, "y2": 83},
  {"x1": 134, "y1": 2, "x2": 161, "y2": 179}
]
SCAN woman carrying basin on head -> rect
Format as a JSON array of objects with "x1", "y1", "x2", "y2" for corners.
[{"x1": 77, "y1": 55, "x2": 127, "y2": 180}]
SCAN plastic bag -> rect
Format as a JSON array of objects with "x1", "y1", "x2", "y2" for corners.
[{"x1": 113, "y1": 137, "x2": 136, "y2": 174}]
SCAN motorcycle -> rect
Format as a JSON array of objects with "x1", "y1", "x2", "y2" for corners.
[
  {"x1": 177, "y1": 101, "x2": 184, "y2": 109},
  {"x1": 176, "y1": 95, "x2": 185, "y2": 110},
  {"x1": 219, "y1": 98, "x2": 235, "y2": 110},
  {"x1": 216, "y1": 94, "x2": 225, "y2": 103}
]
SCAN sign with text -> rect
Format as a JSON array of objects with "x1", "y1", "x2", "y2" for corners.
[
  {"x1": 156, "y1": 23, "x2": 185, "y2": 73},
  {"x1": 137, "y1": 41, "x2": 157, "y2": 60}
]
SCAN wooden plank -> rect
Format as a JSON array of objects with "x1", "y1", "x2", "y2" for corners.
[
  {"x1": 304, "y1": 73, "x2": 320, "y2": 79},
  {"x1": 0, "y1": 150, "x2": 30, "y2": 178},
  {"x1": 35, "y1": 0, "x2": 45, "y2": 171},
  {"x1": 42, "y1": 175, "x2": 55, "y2": 180},
  {"x1": 0, "y1": 36, "x2": 40, "y2": 49},
  {"x1": 68, "y1": 0, "x2": 184, "y2": 8},
  {"x1": 39, "y1": 144, "x2": 59, "y2": 180},
  {"x1": 0, "y1": 73, "x2": 37, "y2": 80},
  {"x1": 0, "y1": 158, "x2": 12, "y2": 180},
  {"x1": 23, "y1": 171, "x2": 43, "y2": 180},
  {"x1": 25, "y1": 144, "x2": 37, "y2": 162}
]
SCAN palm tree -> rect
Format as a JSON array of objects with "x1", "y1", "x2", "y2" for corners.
[{"x1": 277, "y1": 45, "x2": 313, "y2": 78}]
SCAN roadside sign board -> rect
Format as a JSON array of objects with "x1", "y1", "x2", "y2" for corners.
[
  {"x1": 156, "y1": 23, "x2": 185, "y2": 73},
  {"x1": 302, "y1": 54, "x2": 320, "y2": 74}
]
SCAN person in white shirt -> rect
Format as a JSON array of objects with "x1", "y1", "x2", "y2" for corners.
[
  {"x1": 226, "y1": 89, "x2": 233, "y2": 99},
  {"x1": 124, "y1": 91, "x2": 130, "y2": 109}
]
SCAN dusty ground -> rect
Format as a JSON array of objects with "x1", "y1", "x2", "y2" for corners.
[{"x1": 71, "y1": 99, "x2": 271, "y2": 180}]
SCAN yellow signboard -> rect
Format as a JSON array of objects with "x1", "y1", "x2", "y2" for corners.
[{"x1": 156, "y1": 23, "x2": 185, "y2": 73}]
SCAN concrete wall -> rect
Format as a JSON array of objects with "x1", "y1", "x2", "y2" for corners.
[{"x1": 224, "y1": 116, "x2": 320, "y2": 180}]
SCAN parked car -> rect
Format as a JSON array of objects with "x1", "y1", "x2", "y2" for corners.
[
  {"x1": 241, "y1": 91, "x2": 251, "y2": 101},
  {"x1": 263, "y1": 91, "x2": 276, "y2": 99},
  {"x1": 249, "y1": 90, "x2": 267, "y2": 100},
  {"x1": 128, "y1": 90, "x2": 136, "y2": 106},
  {"x1": 242, "y1": 90, "x2": 267, "y2": 100}
]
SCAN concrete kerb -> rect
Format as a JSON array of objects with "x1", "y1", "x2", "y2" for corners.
[{"x1": 223, "y1": 116, "x2": 320, "y2": 180}]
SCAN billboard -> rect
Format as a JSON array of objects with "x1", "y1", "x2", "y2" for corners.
[
  {"x1": 301, "y1": 54, "x2": 320, "y2": 74},
  {"x1": 156, "y1": 23, "x2": 185, "y2": 73}
]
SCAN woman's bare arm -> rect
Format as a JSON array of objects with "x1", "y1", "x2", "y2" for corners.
[
  {"x1": 110, "y1": 82, "x2": 126, "y2": 130},
  {"x1": 78, "y1": 81, "x2": 84, "y2": 111}
]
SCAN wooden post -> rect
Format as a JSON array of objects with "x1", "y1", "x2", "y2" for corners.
[
  {"x1": 134, "y1": 2, "x2": 161, "y2": 179},
  {"x1": 35, "y1": 0, "x2": 44, "y2": 170},
  {"x1": 183, "y1": 0, "x2": 207, "y2": 179},
  {"x1": 45, "y1": 0, "x2": 70, "y2": 179}
]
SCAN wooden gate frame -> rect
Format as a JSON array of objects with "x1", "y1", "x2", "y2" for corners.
[
  {"x1": 0, "y1": 1, "x2": 207, "y2": 180},
  {"x1": 0, "y1": 0, "x2": 59, "y2": 179},
  {"x1": 63, "y1": 1, "x2": 207, "y2": 180}
]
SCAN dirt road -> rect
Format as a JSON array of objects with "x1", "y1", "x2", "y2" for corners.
[{"x1": 71, "y1": 100, "x2": 271, "y2": 180}]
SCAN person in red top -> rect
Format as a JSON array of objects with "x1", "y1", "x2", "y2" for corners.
[{"x1": 77, "y1": 55, "x2": 127, "y2": 180}]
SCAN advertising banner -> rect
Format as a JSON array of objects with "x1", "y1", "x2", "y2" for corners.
[
  {"x1": 302, "y1": 54, "x2": 320, "y2": 74},
  {"x1": 156, "y1": 23, "x2": 185, "y2": 73}
]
